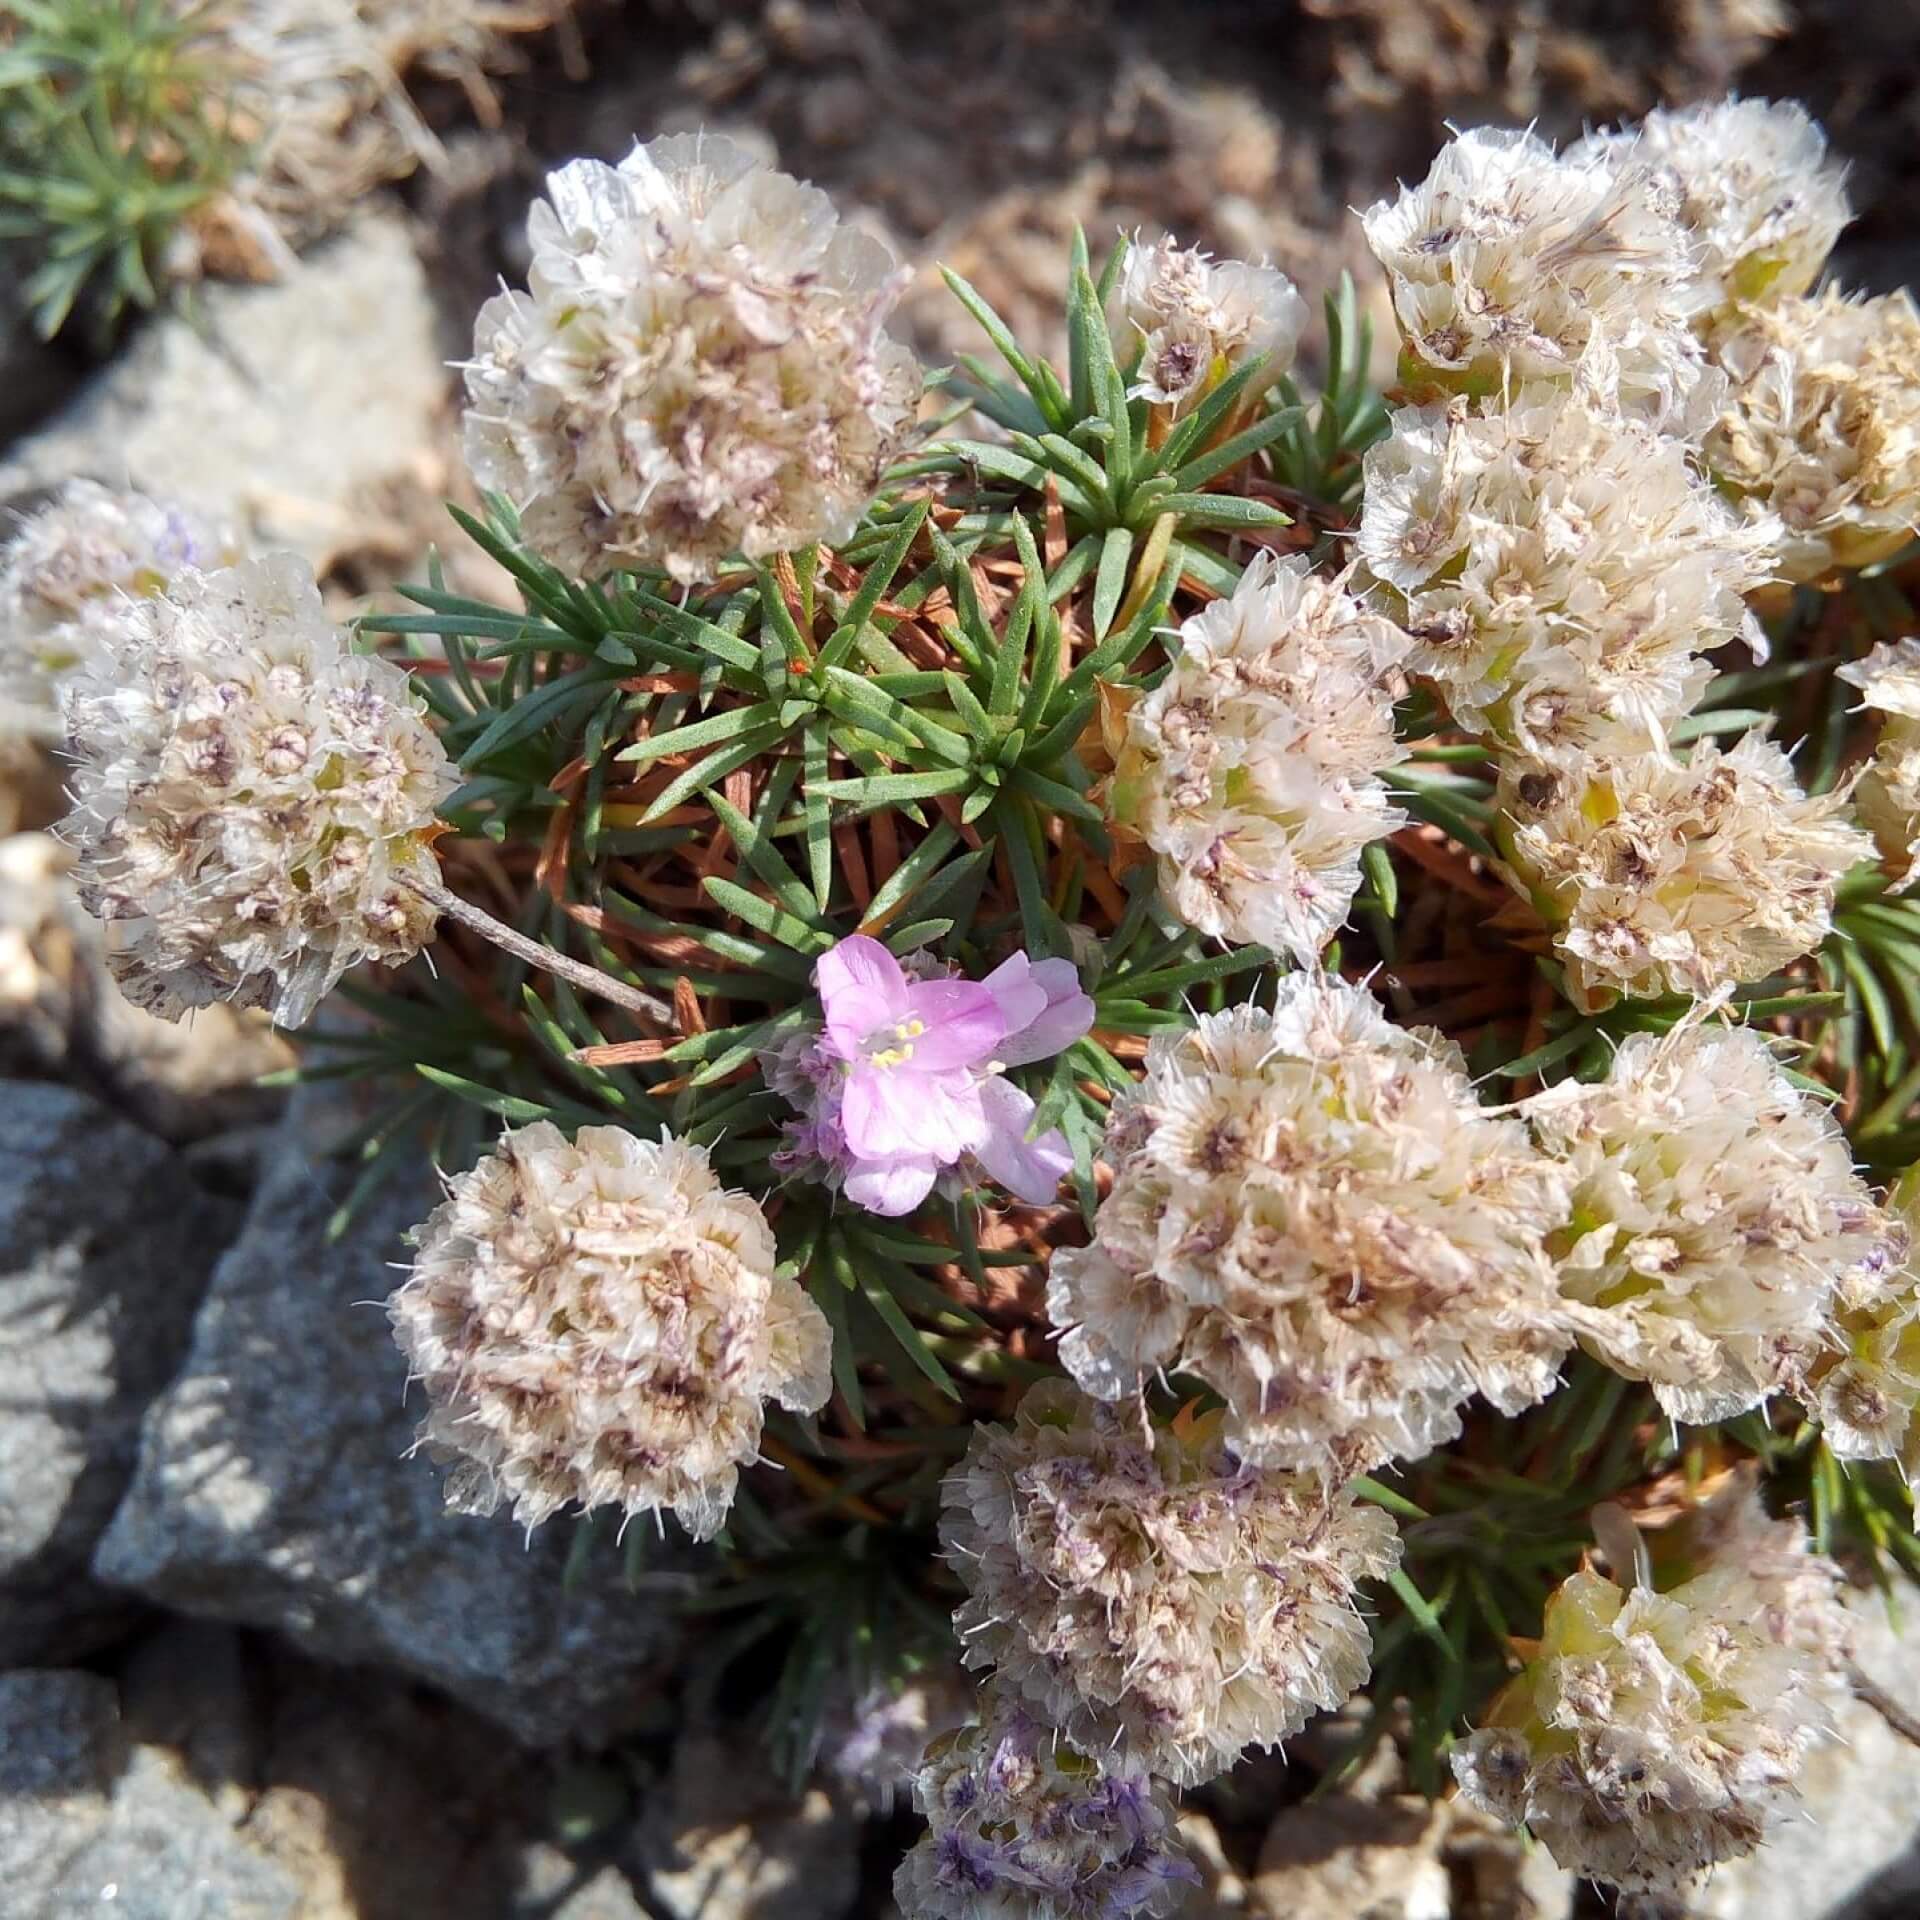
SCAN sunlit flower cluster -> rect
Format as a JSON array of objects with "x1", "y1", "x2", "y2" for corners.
[
  {"x1": 1524, "y1": 1022, "x2": 1897, "y2": 1423},
  {"x1": 1114, "y1": 236, "x2": 1306, "y2": 415},
  {"x1": 894, "y1": 1698, "x2": 1196, "y2": 1920},
  {"x1": 1838, "y1": 638, "x2": 1920, "y2": 885},
  {"x1": 465, "y1": 131, "x2": 922, "y2": 584},
  {"x1": 1047, "y1": 974, "x2": 1570, "y2": 1475},
  {"x1": 389, "y1": 1121, "x2": 832, "y2": 1539},
  {"x1": 1453, "y1": 1488, "x2": 1850, "y2": 1895},
  {"x1": 1495, "y1": 735, "x2": 1871, "y2": 1010},
  {"x1": 1108, "y1": 551, "x2": 1408, "y2": 962},
  {"x1": 1, "y1": 480, "x2": 231, "y2": 739},
  {"x1": 1360, "y1": 126, "x2": 1711, "y2": 428},
  {"x1": 1358, "y1": 382, "x2": 1775, "y2": 761},
  {"x1": 59, "y1": 554, "x2": 457, "y2": 1027},
  {"x1": 941, "y1": 1379, "x2": 1399, "y2": 1787}
]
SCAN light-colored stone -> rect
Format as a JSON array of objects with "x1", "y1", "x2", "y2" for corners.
[
  {"x1": 1251, "y1": 1788, "x2": 1455, "y2": 1919},
  {"x1": 92, "y1": 1095, "x2": 689, "y2": 1745},
  {"x1": 0, "y1": 1082, "x2": 236, "y2": 1662}
]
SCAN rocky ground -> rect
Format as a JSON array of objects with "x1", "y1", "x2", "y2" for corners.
[{"x1": 7, "y1": 3, "x2": 1920, "y2": 1916}]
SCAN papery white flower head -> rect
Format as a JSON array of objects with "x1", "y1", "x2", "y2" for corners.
[
  {"x1": 389, "y1": 1120, "x2": 831, "y2": 1540},
  {"x1": 1114, "y1": 235, "x2": 1307, "y2": 414},
  {"x1": 1839, "y1": 638, "x2": 1920, "y2": 885},
  {"x1": 1452, "y1": 1485, "x2": 1850, "y2": 1896},
  {"x1": 465, "y1": 130, "x2": 922, "y2": 584},
  {"x1": 1358, "y1": 384, "x2": 1776, "y2": 762},
  {"x1": 1046, "y1": 974, "x2": 1571, "y2": 1475},
  {"x1": 1570, "y1": 97, "x2": 1850, "y2": 309},
  {"x1": 1360, "y1": 126, "x2": 1711, "y2": 428},
  {"x1": 1, "y1": 480, "x2": 233, "y2": 737},
  {"x1": 1110, "y1": 550, "x2": 1408, "y2": 964},
  {"x1": 1495, "y1": 734, "x2": 1871, "y2": 1010},
  {"x1": 894, "y1": 1692, "x2": 1196, "y2": 1920},
  {"x1": 941, "y1": 1379, "x2": 1400, "y2": 1787},
  {"x1": 1524, "y1": 1021, "x2": 1897, "y2": 1423},
  {"x1": 59, "y1": 554, "x2": 458, "y2": 1028},
  {"x1": 1705, "y1": 287, "x2": 1920, "y2": 581},
  {"x1": 820, "y1": 1667, "x2": 972, "y2": 1814}
]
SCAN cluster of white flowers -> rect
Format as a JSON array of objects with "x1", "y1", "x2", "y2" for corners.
[
  {"x1": 1523, "y1": 1022, "x2": 1897, "y2": 1423},
  {"x1": 1839, "y1": 638, "x2": 1920, "y2": 885},
  {"x1": 1108, "y1": 551, "x2": 1408, "y2": 963},
  {"x1": 1113, "y1": 236, "x2": 1306, "y2": 416},
  {"x1": 1358, "y1": 381, "x2": 1775, "y2": 761},
  {"x1": 894, "y1": 1698, "x2": 1195, "y2": 1920},
  {"x1": 465, "y1": 131, "x2": 923, "y2": 585},
  {"x1": 1, "y1": 480, "x2": 232, "y2": 739},
  {"x1": 1360, "y1": 127, "x2": 1711, "y2": 428},
  {"x1": 1495, "y1": 735, "x2": 1871, "y2": 1010},
  {"x1": 59, "y1": 553, "x2": 457, "y2": 1027},
  {"x1": 1453, "y1": 1487, "x2": 1851, "y2": 1895},
  {"x1": 1048, "y1": 973, "x2": 1570, "y2": 1475},
  {"x1": 1705, "y1": 287, "x2": 1920, "y2": 584},
  {"x1": 940, "y1": 1379, "x2": 1400, "y2": 1787},
  {"x1": 388, "y1": 1121, "x2": 831, "y2": 1539}
]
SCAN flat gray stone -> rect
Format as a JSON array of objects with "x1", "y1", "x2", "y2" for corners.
[
  {"x1": 0, "y1": 1082, "x2": 235, "y2": 1662},
  {"x1": 93, "y1": 1098, "x2": 686, "y2": 1745}
]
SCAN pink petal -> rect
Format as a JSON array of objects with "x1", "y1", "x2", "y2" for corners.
[
  {"x1": 841, "y1": 1063, "x2": 987, "y2": 1162},
  {"x1": 995, "y1": 956, "x2": 1095, "y2": 1067},
  {"x1": 815, "y1": 935, "x2": 907, "y2": 1051},
  {"x1": 981, "y1": 953, "x2": 1050, "y2": 1036},
  {"x1": 844, "y1": 1156, "x2": 939, "y2": 1216},
  {"x1": 898, "y1": 979, "x2": 1005, "y2": 1071},
  {"x1": 973, "y1": 1076, "x2": 1074, "y2": 1205}
]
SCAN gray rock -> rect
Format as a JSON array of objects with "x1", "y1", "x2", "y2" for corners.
[
  {"x1": 0, "y1": 1668, "x2": 301, "y2": 1920},
  {"x1": 93, "y1": 1099, "x2": 687, "y2": 1745},
  {"x1": 0, "y1": 1082, "x2": 236, "y2": 1662}
]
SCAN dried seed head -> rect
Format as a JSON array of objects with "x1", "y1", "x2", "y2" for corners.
[
  {"x1": 1358, "y1": 384, "x2": 1776, "y2": 762},
  {"x1": 894, "y1": 1691, "x2": 1196, "y2": 1920},
  {"x1": 465, "y1": 130, "x2": 922, "y2": 584},
  {"x1": 942, "y1": 1379, "x2": 1400, "y2": 1787},
  {"x1": 1112, "y1": 551, "x2": 1408, "y2": 964},
  {"x1": 1452, "y1": 1485, "x2": 1850, "y2": 1896},
  {"x1": 1047, "y1": 975, "x2": 1571, "y2": 1475},
  {"x1": 389, "y1": 1121, "x2": 831, "y2": 1540},
  {"x1": 59, "y1": 554, "x2": 457, "y2": 1028},
  {"x1": 1524, "y1": 1021, "x2": 1898, "y2": 1424},
  {"x1": 1496, "y1": 734, "x2": 1870, "y2": 1010},
  {"x1": 1705, "y1": 286, "x2": 1920, "y2": 581}
]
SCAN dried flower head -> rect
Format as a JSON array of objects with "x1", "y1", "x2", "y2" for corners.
[
  {"x1": 1453, "y1": 1487, "x2": 1849, "y2": 1895},
  {"x1": 1358, "y1": 384, "x2": 1775, "y2": 762},
  {"x1": 820, "y1": 1667, "x2": 973, "y2": 1814},
  {"x1": 1046, "y1": 975, "x2": 1571, "y2": 1475},
  {"x1": 464, "y1": 131, "x2": 922, "y2": 584},
  {"x1": 1570, "y1": 98, "x2": 1850, "y2": 309},
  {"x1": 59, "y1": 554, "x2": 457, "y2": 1028},
  {"x1": 1108, "y1": 551, "x2": 1408, "y2": 963},
  {"x1": 1836, "y1": 637, "x2": 1920, "y2": 885},
  {"x1": 1360, "y1": 126, "x2": 1710, "y2": 427},
  {"x1": 894, "y1": 1694, "x2": 1196, "y2": 1920},
  {"x1": 1705, "y1": 286, "x2": 1920, "y2": 581},
  {"x1": 942, "y1": 1379, "x2": 1400, "y2": 1787},
  {"x1": 389, "y1": 1121, "x2": 831, "y2": 1539},
  {"x1": 1495, "y1": 734, "x2": 1870, "y2": 1011},
  {"x1": 1524, "y1": 1021, "x2": 1896, "y2": 1423},
  {"x1": 1114, "y1": 235, "x2": 1307, "y2": 414},
  {"x1": 1, "y1": 480, "x2": 232, "y2": 735}
]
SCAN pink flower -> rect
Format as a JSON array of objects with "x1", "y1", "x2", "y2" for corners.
[{"x1": 775, "y1": 936, "x2": 1094, "y2": 1217}]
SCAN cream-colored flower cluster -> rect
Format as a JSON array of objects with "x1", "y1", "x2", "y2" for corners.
[
  {"x1": 388, "y1": 1121, "x2": 831, "y2": 1539},
  {"x1": 1523, "y1": 1022, "x2": 1898, "y2": 1423},
  {"x1": 1108, "y1": 551, "x2": 1407, "y2": 963},
  {"x1": 894, "y1": 1697, "x2": 1194, "y2": 1920},
  {"x1": 1358, "y1": 381, "x2": 1774, "y2": 763},
  {"x1": 941, "y1": 1380, "x2": 1400, "y2": 1787},
  {"x1": 1114, "y1": 236, "x2": 1306, "y2": 416},
  {"x1": 1453, "y1": 1488, "x2": 1850, "y2": 1895},
  {"x1": 1839, "y1": 638, "x2": 1920, "y2": 885},
  {"x1": 1494, "y1": 735, "x2": 1871, "y2": 1010},
  {"x1": 465, "y1": 131, "x2": 922, "y2": 585},
  {"x1": 1047, "y1": 973, "x2": 1570, "y2": 1475},
  {"x1": 1, "y1": 480, "x2": 231, "y2": 741},
  {"x1": 59, "y1": 553, "x2": 457, "y2": 1028}
]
